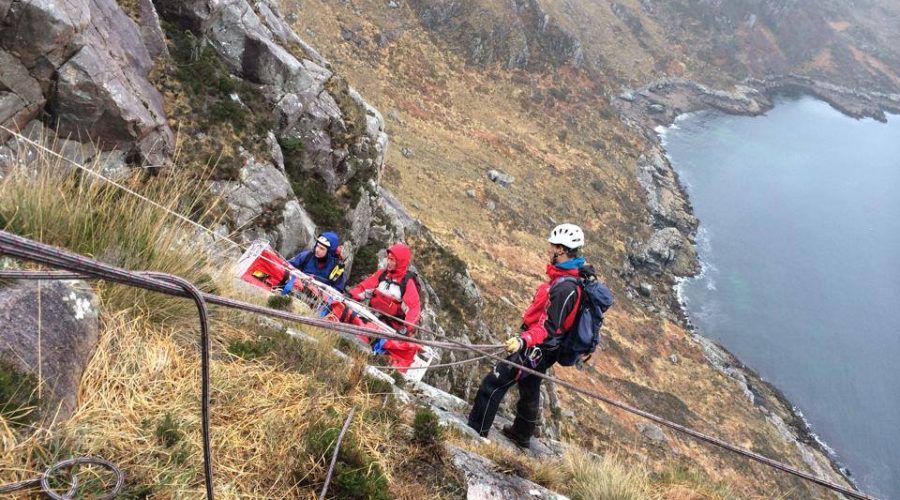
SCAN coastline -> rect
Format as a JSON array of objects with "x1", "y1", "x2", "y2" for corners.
[{"x1": 612, "y1": 75, "x2": 899, "y2": 491}]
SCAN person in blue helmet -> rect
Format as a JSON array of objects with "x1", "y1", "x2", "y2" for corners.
[{"x1": 288, "y1": 232, "x2": 347, "y2": 291}]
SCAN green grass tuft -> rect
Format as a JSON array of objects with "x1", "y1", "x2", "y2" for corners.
[
  {"x1": 304, "y1": 420, "x2": 390, "y2": 500},
  {"x1": 0, "y1": 360, "x2": 38, "y2": 427},
  {"x1": 154, "y1": 412, "x2": 183, "y2": 448},
  {"x1": 266, "y1": 294, "x2": 293, "y2": 311}
]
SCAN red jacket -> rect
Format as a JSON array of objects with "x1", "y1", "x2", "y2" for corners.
[
  {"x1": 349, "y1": 243, "x2": 421, "y2": 333},
  {"x1": 520, "y1": 264, "x2": 581, "y2": 348}
]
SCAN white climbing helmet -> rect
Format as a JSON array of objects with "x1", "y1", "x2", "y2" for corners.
[{"x1": 548, "y1": 223, "x2": 585, "y2": 249}]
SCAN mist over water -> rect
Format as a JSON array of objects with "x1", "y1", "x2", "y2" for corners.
[{"x1": 662, "y1": 96, "x2": 900, "y2": 499}]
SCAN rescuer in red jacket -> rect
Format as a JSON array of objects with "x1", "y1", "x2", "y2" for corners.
[
  {"x1": 348, "y1": 242, "x2": 421, "y2": 367},
  {"x1": 467, "y1": 224, "x2": 586, "y2": 448}
]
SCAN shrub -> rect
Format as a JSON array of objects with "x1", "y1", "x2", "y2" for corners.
[
  {"x1": 267, "y1": 294, "x2": 293, "y2": 311},
  {"x1": 412, "y1": 407, "x2": 444, "y2": 446}
]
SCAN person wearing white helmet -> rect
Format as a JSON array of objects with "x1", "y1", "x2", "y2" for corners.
[{"x1": 468, "y1": 223, "x2": 588, "y2": 448}]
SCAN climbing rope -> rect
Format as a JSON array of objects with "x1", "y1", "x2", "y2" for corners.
[
  {"x1": 318, "y1": 408, "x2": 356, "y2": 500},
  {"x1": 0, "y1": 456, "x2": 125, "y2": 499},
  {"x1": 0, "y1": 231, "x2": 877, "y2": 499}
]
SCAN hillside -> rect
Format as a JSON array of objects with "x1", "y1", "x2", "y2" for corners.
[{"x1": 2, "y1": 0, "x2": 897, "y2": 498}]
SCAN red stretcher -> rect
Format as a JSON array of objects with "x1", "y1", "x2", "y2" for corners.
[{"x1": 233, "y1": 241, "x2": 435, "y2": 380}]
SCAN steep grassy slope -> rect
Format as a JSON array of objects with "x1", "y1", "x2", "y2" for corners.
[{"x1": 278, "y1": 0, "x2": 857, "y2": 496}]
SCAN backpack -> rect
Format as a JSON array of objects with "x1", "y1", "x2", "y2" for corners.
[{"x1": 556, "y1": 271, "x2": 614, "y2": 367}]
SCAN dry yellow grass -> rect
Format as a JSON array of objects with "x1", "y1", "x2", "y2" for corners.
[
  {"x1": 0, "y1": 310, "x2": 409, "y2": 498},
  {"x1": 0, "y1": 135, "x2": 229, "y2": 321}
]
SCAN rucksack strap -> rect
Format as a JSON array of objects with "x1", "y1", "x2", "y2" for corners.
[
  {"x1": 378, "y1": 269, "x2": 413, "y2": 298},
  {"x1": 553, "y1": 276, "x2": 583, "y2": 333}
]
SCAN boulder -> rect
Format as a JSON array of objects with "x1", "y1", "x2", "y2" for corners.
[
  {"x1": 0, "y1": 280, "x2": 100, "y2": 422},
  {"x1": 487, "y1": 169, "x2": 514, "y2": 187},
  {"x1": 447, "y1": 445, "x2": 569, "y2": 499},
  {"x1": 638, "y1": 422, "x2": 667, "y2": 443},
  {"x1": 209, "y1": 152, "x2": 316, "y2": 256}
]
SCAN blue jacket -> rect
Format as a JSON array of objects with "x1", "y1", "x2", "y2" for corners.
[{"x1": 288, "y1": 232, "x2": 346, "y2": 291}]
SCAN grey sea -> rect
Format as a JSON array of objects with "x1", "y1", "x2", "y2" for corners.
[{"x1": 662, "y1": 96, "x2": 900, "y2": 499}]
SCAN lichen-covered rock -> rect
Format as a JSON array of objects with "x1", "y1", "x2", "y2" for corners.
[
  {"x1": 209, "y1": 151, "x2": 316, "y2": 256},
  {"x1": 0, "y1": 280, "x2": 100, "y2": 422}
]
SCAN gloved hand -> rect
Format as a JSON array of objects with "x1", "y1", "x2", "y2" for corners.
[
  {"x1": 505, "y1": 337, "x2": 524, "y2": 354},
  {"x1": 273, "y1": 275, "x2": 297, "y2": 295},
  {"x1": 371, "y1": 338, "x2": 388, "y2": 354},
  {"x1": 397, "y1": 326, "x2": 409, "y2": 336}
]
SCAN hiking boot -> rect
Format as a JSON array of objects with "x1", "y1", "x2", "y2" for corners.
[{"x1": 501, "y1": 425, "x2": 531, "y2": 449}]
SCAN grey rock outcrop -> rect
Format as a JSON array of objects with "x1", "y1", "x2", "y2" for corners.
[
  {"x1": 0, "y1": 280, "x2": 100, "y2": 422},
  {"x1": 138, "y1": 0, "x2": 168, "y2": 59},
  {"x1": 630, "y1": 227, "x2": 699, "y2": 277},
  {"x1": 154, "y1": 0, "x2": 388, "y2": 194},
  {"x1": 376, "y1": 186, "x2": 421, "y2": 241},
  {"x1": 0, "y1": 50, "x2": 45, "y2": 135},
  {"x1": 409, "y1": 0, "x2": 583, "y2": 70},
  {"x1": 448, "y1": 445, "x2": 569, "y2": 499},
  {"x1": 636, "y1": 148, "x2": 697, "y2": 232},
  {"x1": 209, "y1": 151, "x2": 316, "y2": 256},
  {"x1": 0, "y1": 0, "x2": 174, "y2": 164}
]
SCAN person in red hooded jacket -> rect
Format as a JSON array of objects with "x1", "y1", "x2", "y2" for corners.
[
  {"x1": 348, "y1": 242, "x2": 421, "y2": 367},
  {"x1": 468, "y1": 224, "x2": 587, "y2": 449}
]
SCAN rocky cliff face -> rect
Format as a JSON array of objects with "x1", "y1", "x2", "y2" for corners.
[
  {"x1": 408, "y1": 0, "x2": 584, "y2": 70},
  {"x1": 403, "y1": 0, "x2": 900, "y2": 93}
]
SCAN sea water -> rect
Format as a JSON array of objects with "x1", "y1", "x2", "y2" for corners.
[{"x1": 662, "y1": 96, "x2": 900, "y2": 499}]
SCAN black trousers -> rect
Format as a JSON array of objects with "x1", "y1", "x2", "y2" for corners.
[{"x1": 467, "y1": 349, "x2": 556, "y2": 440}]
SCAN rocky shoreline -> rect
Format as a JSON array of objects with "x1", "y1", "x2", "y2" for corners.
[{"x1": 613, "y1": 75, "x2": 900, "y2": 491}]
